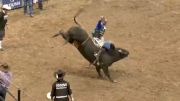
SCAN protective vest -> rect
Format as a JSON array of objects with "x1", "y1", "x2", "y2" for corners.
[
  {"x1": 0, "y1": 12, "x2": 7, "y2": 30},
  {"x1": 51, "y1": 80, "x2": 72, "y2": 101}
]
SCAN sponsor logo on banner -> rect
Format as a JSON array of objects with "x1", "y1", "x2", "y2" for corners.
[
  {"x1": 10, "y1": 0, "x2": 15, "y2": 2},
  {"x1": 2, "y1": 0, "x2": 22, "y2": 9}
]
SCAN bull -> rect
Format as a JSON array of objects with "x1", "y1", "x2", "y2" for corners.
[{"x1": 53, "y1": 11, "x2": 129, "y2": 82}]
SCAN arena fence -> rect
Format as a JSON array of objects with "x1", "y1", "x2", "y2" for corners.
[
  {"x1": 7, "y1": 89, "x2": 21, "y2": 101},
  {"x1": 8, "y1": 82, "x2": 41, "y2": 101}
]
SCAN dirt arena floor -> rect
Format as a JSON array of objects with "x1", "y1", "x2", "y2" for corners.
[{"x1": 0, "y1": 0, "x2": 180, "y2": 101}]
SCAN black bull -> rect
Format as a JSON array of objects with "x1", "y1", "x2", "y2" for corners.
[{"x1": 53, "y1": 16, "x2": 129, "y2": 82}]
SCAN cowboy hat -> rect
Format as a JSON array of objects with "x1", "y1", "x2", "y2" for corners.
[
  {"x1": 2, "y1": 5, "x2": 11, "y2": 10},
  {"x1": 55, "y1": 69, "x2": 65, "y2": 79}
]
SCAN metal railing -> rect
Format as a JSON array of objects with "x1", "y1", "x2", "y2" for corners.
[
  {"x1": 6, "y1": 83, "x2": 39, "y2": 101},
  {"x1": 6, "y1": 89, "x2": 21, "y2": 101}
]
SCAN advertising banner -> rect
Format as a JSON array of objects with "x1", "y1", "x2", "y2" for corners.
[{"x1": 2, "y1": 0, "x2": 22, "y2": 9}]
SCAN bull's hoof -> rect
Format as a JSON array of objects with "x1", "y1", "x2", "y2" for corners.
[
  {"x1": 97, "y1": 74, "x2": 104, "y2": 78},
  {"x1": 112, "y1": 80, "x2": 118, "y2": 83},
  {"x1": 109, "y1": 79, "x2": 118, "y2": 83}
]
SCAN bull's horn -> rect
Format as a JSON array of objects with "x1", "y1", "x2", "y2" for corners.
[
  {"x1": 52, "y1": 33, "x2": 60, "y2": 38},
  {"x1": 52, "y1": 30, "x2": 64, "y2": 38}
]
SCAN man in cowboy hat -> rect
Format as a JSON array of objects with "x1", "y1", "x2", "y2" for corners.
[
  {"x1": 0, "y1": 5, "x2": 11, "y2": 51},
  {"x1": 0, "y1": 63, "x2": 12, "y2": 101},
  {"x1": 51, "y1": 69, "x2": 74, "y2": 101}
]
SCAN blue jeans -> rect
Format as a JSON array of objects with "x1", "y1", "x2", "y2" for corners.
[
  {"x1": 0, "y1": 85, "x2": 6, "y2": 101},
  {"x1": 24, "y1": 0, "x2": 33, "y2": 15}
]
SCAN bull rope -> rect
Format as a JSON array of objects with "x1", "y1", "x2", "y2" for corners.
[{"x1": 81, "y1": 36, "x2": 90, "y2": 46}]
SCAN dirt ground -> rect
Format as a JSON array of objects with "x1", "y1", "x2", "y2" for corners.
[{"x1": 0, "y1": 0, "x2": 180, "y2": 101}]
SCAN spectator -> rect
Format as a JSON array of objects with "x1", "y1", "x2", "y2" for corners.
[
  {"x1": 24, "y1": 0, "x2": 34, "y2": 17},
  {"x1": 38, "y1": 0, "x2": 43, "y2": 10},
  {"x1": 0, "y1": 5, "x2": 11, "y2": 51},
  {"x1": 0, "y1": 63, "x2": 12, "y2": 101}
]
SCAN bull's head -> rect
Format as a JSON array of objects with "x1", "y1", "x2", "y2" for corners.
[
  {"x1": 108, "y1": 43, "x2": 129, "y2": 61},
  {"x1": 59, "y1": 30, "x2": 74, "y2": 44},
  {"x1": 108, "y1": 47, "x2": 129, "y2": 63},
  {"x1": 117, "y1": 48, "x2": 129, "y2": 59},
  {"x1": 53, "y1": 29, "x2": 74, "y2": 45}
]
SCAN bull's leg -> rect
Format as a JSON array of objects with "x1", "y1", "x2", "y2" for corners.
[
  {"x1": 96, "y1": 66, "x2": 102, "y2": 78},
  {"x1": 102, "y1": 67, "x2": 114, "y2": 82}
]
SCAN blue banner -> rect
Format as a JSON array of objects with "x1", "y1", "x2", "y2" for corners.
[{"x1": 2, "y1": 0, "x2": 22, "y2": 9}]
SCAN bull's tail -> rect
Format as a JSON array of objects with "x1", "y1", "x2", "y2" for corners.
[{"x1": 74, "y1": 8, "x2": 83, "y2": 27}]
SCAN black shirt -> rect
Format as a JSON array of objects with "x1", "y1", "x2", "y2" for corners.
[
  {"x1": 0, "y1": 12, "x2": 7, "y2": 30},
  {"x1": 51, "y1": 79, "x2": 72, "y2": 101}
]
